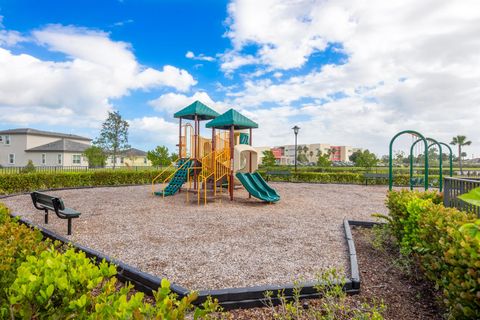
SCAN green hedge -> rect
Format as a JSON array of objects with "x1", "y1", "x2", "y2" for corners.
[
  {"x1": 0, "y1": 170, "x2": 174, "y2": 195},
  {"x1": 385, "y1": 190, "x2": 480, "y2": 319},
  {"x1": 0, "y1": 203, "x2": 219, "y2": 319},
  {"x1": 258, "y1": 171, "x2": 441, "y2": 187}
]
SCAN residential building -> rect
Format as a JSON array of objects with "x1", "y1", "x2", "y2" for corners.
[
  {"x1": 106, "y1": 148, "x2": 152, "y2": 167},
  {"x1": 0, "y1": 128, "x2": 91, "y2": 167},
  {"x1": 257, "y1": 143, "x2": 362, "y2": 165}
]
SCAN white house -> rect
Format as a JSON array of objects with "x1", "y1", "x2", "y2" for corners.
[{"x1": 0, "y1": 128, "x2": 91, "y2": 167}]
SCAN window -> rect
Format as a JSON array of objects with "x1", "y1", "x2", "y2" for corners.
[
  {"x1": 5, "y1": 135, "x2": 10, "y2": 145},
  {"x1": 8, "y1": 154, "x2": 15, "y2": 165},
  {"x1": 120, "y1": 157, "x2": 124, "y2": 164},
  {"x1": 41, "y1": 153, "x2": 46, "y2": 165},
  {"x1": 57, "y1": 154, "x2": 62, "y2": 165},
  {"x1": 72, "y1": 154, "x2": 81, "y2": 165},
  {"x1": 143, "y1": 157, "x2": 147, "y2": 164},
  {"x1": 0, "y1": 136, "x2": 3, "y2": 144}
]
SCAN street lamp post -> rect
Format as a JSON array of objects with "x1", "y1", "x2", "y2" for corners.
[{"x1": 292, "y1": 125, "x2": 300, "y2": 172}]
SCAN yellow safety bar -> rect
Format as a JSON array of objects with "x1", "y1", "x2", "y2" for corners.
[
  {"x1": 185, "y1": 165, "x2": 201, "y2": 202},
  {"x1": 151, "y1": 158, "x2": 192, "y2": 197},
  {"x1": 197, "y1": 151, "x2": 215, "y2": 205},
  {"x1": 151, "y1": 158, "x2": 181, "y2": 194}
]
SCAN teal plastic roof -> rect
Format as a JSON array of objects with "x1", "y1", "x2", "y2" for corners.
[
  {"x1": 206, "y1": 109, "x2": 258, "y2": 130},
  {"x1": 173, "y1": 100, "x2": 220, "y2": 120}
]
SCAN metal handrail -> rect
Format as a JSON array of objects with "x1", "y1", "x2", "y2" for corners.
[{"x1": 151, "y1": 158, "x2": 181, "y2": 194}]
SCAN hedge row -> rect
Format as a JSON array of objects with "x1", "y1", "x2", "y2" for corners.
[
  {"x1": 385, "y1": 190, "x2": 480, "y2": 319},
  {"x1": 0, "y1": 170, "x2": 174, "y2": 195},
  {"x1": 259, "y1": 171, "x2": 441, "y2": 187},
  {"x1": 259, "y1": 165, "x2": 479, "y2": 174},
  {"x1": 0, "y1": 203, "x2": 219, "y2": 319}
]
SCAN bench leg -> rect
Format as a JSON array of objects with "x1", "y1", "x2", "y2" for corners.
[
  {"x1": 67, "y1": 218, "x2": 72, "y2": 236},
  {"x1": 44, "y1": 209, "x2": 48, "y2": 224}
]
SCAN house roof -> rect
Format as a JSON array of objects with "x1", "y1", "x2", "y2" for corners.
[
  {"x1": 25, "y1": 139, "x2": 90, "y2": 152},
  {"x1": 206, "y1": 109, "x2": 258, "y2": 130},
  {"x1": 173, "y1": 100, "x2": 220, "y2": 120},
  {"x1": 120, "y1": 148, "x2": 147, "y2": 157},
  {"x1": 0, "y1": 128, "x2": 91, "y2": 141}
]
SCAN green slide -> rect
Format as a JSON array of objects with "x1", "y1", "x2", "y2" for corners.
[
  {"x1": 154, "y1": 158, "x2": 193, "y2": 196},
  {"x1": 236, "y1": 172, "x2": 280, "y2": 203}
]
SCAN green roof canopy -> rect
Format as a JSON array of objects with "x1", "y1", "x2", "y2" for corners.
[
  {"x1": 173, "y1": 100, "x2": 220, "y2": 120},
  {"x1": 206, "y1": 109, "x2": 258, "y2": 130}
]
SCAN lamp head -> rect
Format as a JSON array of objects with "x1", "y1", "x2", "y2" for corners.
[{"x1": 292, "y1": 125, "x2": 300, "y2": 135}]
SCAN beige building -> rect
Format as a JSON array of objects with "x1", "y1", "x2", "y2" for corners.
[
  {"x1": 0, "y1": 128, "x2": 91, "y2": 167},
  {"x1": 106, "y1": 148, "x2": 152, "y2": 167}
]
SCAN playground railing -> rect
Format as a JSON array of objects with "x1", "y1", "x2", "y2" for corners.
[
  {"x1": 443, "y1": 177, "x2": 480, "y2": 216},
  {"x1": 151, "y1": 158, "x2": 191, "y2": 195},
  {"x1": 214, "y1": 148, "x2": 230, "y2": 192},
  {"x1": 198, "y1": 152, "x2": 216, "y2": 205}
]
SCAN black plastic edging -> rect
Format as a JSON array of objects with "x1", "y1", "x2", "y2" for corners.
[{"x1": 9, "y1": 210, "x2": 375, "y2": 310}]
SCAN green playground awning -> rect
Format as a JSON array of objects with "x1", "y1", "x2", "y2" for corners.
[
  {"x1": 173, "y1": 100, "x2": 220, "y2": 120},
  {"x1": 206, "y1": 109, "x2": 258, "y2": 130}
]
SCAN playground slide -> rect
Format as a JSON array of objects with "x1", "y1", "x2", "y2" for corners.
[
  {"x1": 235, "y1": 172, "x2": 280, "y2": 203},
  {"x1": 154, "y1": 159, "x2": 193, "y2": 196}
]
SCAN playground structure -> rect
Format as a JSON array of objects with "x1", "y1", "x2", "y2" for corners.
[
  {"x1": 151, "y1": 101, "x2": 280, "y2": 204},
  {"x1": 388, "y1": 130, "x2": 453, "y2": 191}
]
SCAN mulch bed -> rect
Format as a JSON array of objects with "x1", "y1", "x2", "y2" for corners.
[{"x1": 226, "y1": 226, "x2": 443, "y2": 319}]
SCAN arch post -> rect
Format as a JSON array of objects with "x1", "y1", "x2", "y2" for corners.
[
  {"x1": 389, "y1": 130, "x2": 429, "y2": 191},
  {"x1": 410, "y1": 138, "x2": 443, "y2": 191}
]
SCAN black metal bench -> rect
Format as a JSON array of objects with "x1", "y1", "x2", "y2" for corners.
[
  {"x1": 363, "y1": 173, "x2": 389, "y2": 185},
  {"x1": 265, "y1": 170, "x2": 291, "y2": 182},
  {"x1": 30, "y1": 192, "x2": 81, "y2": 235}
]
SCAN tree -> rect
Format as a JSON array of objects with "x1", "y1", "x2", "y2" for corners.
[
  {"x1": 147, "y1": 146, "x2": 171, "y2": 166},
  {"x1": 349, "y1": 150, "x2": 362, "y2": 163},
  {"x1": 95, "y1": 111, "x2": 130, "y2": 168},
  {"x1": 262, "y1": 150, "x2": 276, "y2": 167},
  {"x1": 83, "y1": 146, "x2": 107, "y2": 168},
  {"x1": 450, "y1": 135, "x2": 472, "y2": 175},
  {"x1": 309, "y1": 150, "x2": 314, "y2": 163},
  {"x1": 170, "y1": 152, "x2": 179, "y2": 162},
  {"x1": 353, "y1": 150, "x2": 378, "y2": 171},
  {"x1": 316, "y1": 150, "x2": 332, "y2": 167}
]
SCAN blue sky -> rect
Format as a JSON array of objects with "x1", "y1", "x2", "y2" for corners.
[{"x1": 0, "y1": 0, "x2": 479, "y2": 157}]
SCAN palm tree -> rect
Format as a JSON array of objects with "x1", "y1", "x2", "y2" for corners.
[{"x1": 450, "y1": 135, "x2": 472, "y2": 175}]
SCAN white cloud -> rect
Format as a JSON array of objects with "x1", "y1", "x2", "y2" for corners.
[
  {"x1": 128, "y1": 116, "x2": 178, "y2": 149},
  {"x1": 148, "y1": 91, "x2": 228, "y2": 114},
  {"x1": 0, "y1": 30, "x2": 27, "y2": 46},
  {"x1": 185, "y1": 50, "x2": 215, "y2": 62},
  {"x1": 222, "y1": 0, "x2": 354, "y2": 71},
  {"x1": 0, "y1": 24, "x2": 196, "y2": 127},
  {"x1": 222, "y1": 0, "x2": 480, "y2": 155}
]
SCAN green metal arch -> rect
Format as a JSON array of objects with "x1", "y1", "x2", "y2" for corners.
[
  {"x1": 389, "y1": 130, "x2": 429, "y2": 191},
  {"x1": 409, "y1": 138, "x2": 443, "y2": 191},
  {"x1": 438, "y1": 142, "x2": 453, "y2": 177}
]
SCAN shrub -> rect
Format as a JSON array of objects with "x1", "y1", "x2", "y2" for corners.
[
  {"x1": 385, "y1": 190, "x2": 480, "y2": 319},
  {"x1": 0, "y1": 204, "x2": 49, "y2": 317},
  {"x1": 258, "y1": 171, "x2": 441, "y2": 187},
  {"x1": 8, "y1": 247, "x2": 117, "y2": 318},
  {"x1": 0, "y1": 203, "x2": 220, "y2": 319},
  {"x1": 20, "y1": 160, "x2": 36, "y2": 174},
  {"x1": 264, "y1": 269, "x2": 385, "y2": 319},
  {"x1": 0, "y1": 169, "x2": 174, "y2": 195}
]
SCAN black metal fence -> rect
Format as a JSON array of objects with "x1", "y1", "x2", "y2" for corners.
[
  {"x1": 0, "y1": 165, "x2": 165, "y2": 174},
  {"x1": 443, "y1": 177, "x2": 480, "y2": 216}
]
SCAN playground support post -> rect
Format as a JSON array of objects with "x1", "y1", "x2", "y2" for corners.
[
  {"x1": 439, "y1": 142, "x2": 453, "y2": 177},
  {"x1": 249, "y1": 128, "x2": 252, "y2": 199},
  {"x1": 178, "y1": 117, "x2": 182, "y2": 158},
  {"x1": 229, "y1": 125, "x2": 235, "y2": 201},
  {"x1": 410, "y1": 137, "x2": 443, "y2": 191},
  {"x1": 389, "y1": 130, "x2": 429, "y2": 191}
]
